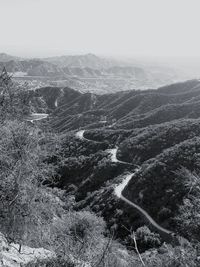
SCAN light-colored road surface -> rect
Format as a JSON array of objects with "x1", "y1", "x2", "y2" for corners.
[
  {"x1": 114, "y1": 172, "x2": 173, "y2": 235},
  {"x1": 76, "y1": 130, "x2": 102, "y2": 143},
  {"x1": 107, "y1": 148, "x2": 119, "y2": 162},
  {"x1": 106, "y1": 148, "x2": 133, "y2": 165},
  {"x1": 55, "y1": 99, "x2": 58, "y2": 108},
  {"x1": 108, "y1": 122, "x2": 116, "y2": 128},
  {"x1": 115, "y1": 173, "x2": 133, "y2": 197},
  {"x1": 26, "y1": 113, "x2": 48, "y2": 122},
  {"x1": 76, "y1": 130, "x2": 86, "y2": 140}
]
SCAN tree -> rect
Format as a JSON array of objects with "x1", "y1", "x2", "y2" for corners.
[
  {"x1": 174, "y1": 167, "x2": 200, "y2": 239},
  {"x1": 0, "y1": 120, "x2": 59, "y2": 244},
  {"x1": 135, "y1": 226, "x2": 161, "y2": 250},
  {"x1": 0, "y1": 68, "x2": 30, "y2": 122}
]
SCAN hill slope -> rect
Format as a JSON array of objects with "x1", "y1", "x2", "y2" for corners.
[{"x1": 27, "y1": 78, "x2": 200, "y2": 245}]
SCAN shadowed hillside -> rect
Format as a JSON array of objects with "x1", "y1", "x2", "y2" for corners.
[
  {"x1": 1, "y1": 67, "x2": 200, "y2": 266},
  {"x1": 27, "y1": 79, "x2": 200, "y2": 244}
]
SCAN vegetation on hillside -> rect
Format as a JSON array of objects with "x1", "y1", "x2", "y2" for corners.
[
  {"x1": 0, "y1": 71, "x2": 139, "y2": 266},
  {"x1": 1, "y1": 69, "x2": 200, "y2": 266},
  {"x1": 118, "y1": 118, "x2": 200, "y2": 164}
]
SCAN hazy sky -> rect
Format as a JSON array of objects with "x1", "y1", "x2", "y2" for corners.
[{"x1": 1, "y1": 0, "x2": 200, "y2": 58}]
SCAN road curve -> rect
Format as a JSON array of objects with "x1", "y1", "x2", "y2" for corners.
[
  {"x1": 75, "y1": 130, "x2": 103, "y2": 143},
  {"x1": 76, "y1": 130, "x2": 134, "y2": 165},
  {"x1": 106, "y1": 148, "x2": 135, "y2": 165},
  {"x1": 75, "y1": 130, "x2": 86, "y2": 140},
  {"x1": 114, "y1": 172, "x2": 173, "y2": 235},
  {"x1": 76, "y1": 129, "x2": 174, "y2": 236}
]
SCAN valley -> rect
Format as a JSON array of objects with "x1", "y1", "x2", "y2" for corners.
[
  {"x1": 1, "y1": 65, "x2": 200, "y2": 266},
  {"x1": 76, "y1": 129, "x2": 174, "y2": 238},
  {"x1": 2, "y1": 0, "x2": 200, "y2": 264},
  {"x1": 27, "y1": 77, "x2": 200, "y2": 245}
]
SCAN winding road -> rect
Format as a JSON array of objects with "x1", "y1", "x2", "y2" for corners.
[
  {"x1": 107, "y1": 148, "x2": 135, "y2": 166},
  {"x1": 114, "y1": 173, "x2": 173, "y2": 235},
  {"x1": 76, "y1": 130, "x2": 174, "y2": 236},
  {"x1": 75, "y1": 129, "x2": 104, "y2": 144},
  {"x1": 76, "y1": 130, "x2": 135, "y2": 165}
]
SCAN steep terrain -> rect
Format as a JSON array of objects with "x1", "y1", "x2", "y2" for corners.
[
  {"x1": 26, "y1": 78, "x2": 200, "y2": 246},
  {"x1": 29, "y1": 78, "x2": 200, "y2": 131},
  {"x1": 2, "y1": 70, "x2": 200, "y2": 265}
]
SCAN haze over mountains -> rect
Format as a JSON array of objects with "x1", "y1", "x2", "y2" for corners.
[
  {"x1": 2, "y1": 0, "x2": 200, "y2": 264},
  {"x1": 0, "y1": 52, "x2": 190, "y2": 94}
]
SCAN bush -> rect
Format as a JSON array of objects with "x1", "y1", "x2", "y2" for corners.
[{"x1": 135, "y1": 226, "x2": 161, "y2": 250}]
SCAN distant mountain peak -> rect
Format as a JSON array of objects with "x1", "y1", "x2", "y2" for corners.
[{"x1": 43, "y1": 53, "x2": 115, "y2": 69}]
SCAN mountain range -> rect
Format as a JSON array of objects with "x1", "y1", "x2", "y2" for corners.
[
  {"x1": 1, "y1": 65, "x2": 200, "y2": 264},
  {"x1": 0, "y1": 53, "x2": 188, "y2": 93},
  {"x1": 25, "y1": 78, "x2": 200, "y2": 246}
]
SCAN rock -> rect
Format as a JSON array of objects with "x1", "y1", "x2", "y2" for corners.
[{"x1": 0, "y1": 232, "x2": 56, "y2": 267}]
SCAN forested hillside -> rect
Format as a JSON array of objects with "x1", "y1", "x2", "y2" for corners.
[{"x1": 1, "y1": 68, "x2": 200, "y2": 266}]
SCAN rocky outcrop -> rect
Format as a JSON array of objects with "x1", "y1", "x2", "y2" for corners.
[{"x1": 0, "y1": 232, "x2": 55, "y2": 267}]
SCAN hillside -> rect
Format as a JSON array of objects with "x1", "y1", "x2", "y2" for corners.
[
  {"x1": 49, "y1": 80, "x2": 200, "y2": 244},
  {"x1": 26, "y1": 79, "x2": 200, "y2": 242},
  {"x1": 28, "y1": 78, "x2": 200, "y2": 130},
  {"x1": 2, "y1": 71, "x2": 200, "y2": 265}
]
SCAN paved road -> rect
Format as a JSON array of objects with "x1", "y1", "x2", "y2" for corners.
[
  {"x1": 114, "y1": 172, "x2": 173, "y2": 235},
  {"x1": 76, "y1": 129, "x2": 174, "y2": 236}
]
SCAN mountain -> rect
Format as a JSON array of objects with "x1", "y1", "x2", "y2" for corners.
[
  {"x1": 0, "y1": 52, "x2": 21, "y2": 62},
  {"x1": 0, "y1": 59, "x2": 147, "y2": 79},
  {"x1": 2, "y1": 71, "x2": 200, "y2": 265},
  {"x1": 44, "y1": 53, "x2": 120, "y2": 68},
  {"x1": 0, "y1": 52, "x2": 188, "y2": 93},
  {"x1": 30, "y1": 78, "x2": 200, "y2": 131},
  {"x1": 0, "y1": 59, "x2": 64, "y2": 76},
  {"x1": 26, "y1": 79, "x2": 200, "y2": 245}
]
